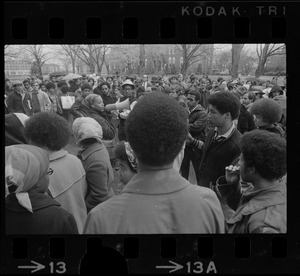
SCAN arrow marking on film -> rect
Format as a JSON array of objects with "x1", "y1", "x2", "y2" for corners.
[
  {"x1": 156, "y1": 260, "x2": 184, "y2": 273},
  {"x1": 18, "y1": 260, "x2": 45, "y2": 273}
]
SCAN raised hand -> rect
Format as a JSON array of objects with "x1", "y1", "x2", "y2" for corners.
[{"x1": 225, "y1": 165, "x2": 240, "y2": 185}]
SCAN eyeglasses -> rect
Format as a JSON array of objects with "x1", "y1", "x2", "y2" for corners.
[
  {"x1": 47, "y1": 168, "x2": 54, "y2": 175},
  {"x1": 33, "y1": 84, "x2": 39, "y2": 87}
]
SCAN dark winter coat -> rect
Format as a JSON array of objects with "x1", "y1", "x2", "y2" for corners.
[
  {"x1": 198, "y1": 128, "x2": 242, "y2": 188},
  {"x1": 237, "y1": 104, "x2": 256, "y2": 134},
  {"x1": 188, "y1": 104, "x2": 208, "y2": 142},
  {"x1": 6, "y1": 192, "x2": 78, "y2": 235},
  {"x1": 6, "y1": 90, "x2": 33, "y2": 116}
]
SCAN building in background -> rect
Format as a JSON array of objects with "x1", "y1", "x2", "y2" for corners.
[
  {"x1": 5, "y1": 60, "x2": 31, "y2": 83},
  {"x1": 41, "y1": 63, "x2": 61, "y2": 75}
]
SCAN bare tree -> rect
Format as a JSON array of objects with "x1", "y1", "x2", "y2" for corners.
[
  {"x1": 254, "y1": 44, "x2": 286, "y2": 77},
  {"x1": 175, "y1": 44, "x2": 211, "y2": 77},
  {"x1": 4, "y1": 45, "x2": 21, "y2": 59},
  {"x1": 75, "y1": 45, "x2": 111, "y2": 75},
  {"x1": 215, "y1": 50, "x2": 232, "y2": 74},
  {"x1": 239, "y1": 49, "x2": 257, "y2": 76},
  {"x1": 231, "y1": 44, "x2": 244, "y2": 78},
  {"x1": 23, "y1": 45, "x2": 52, "y2": 76},
  {"x1": 138, "y1": 44, "x2": 145, "y2": 76},
  {"x1": 60, "y1": 45, "x2": 78, "y2": 73}
]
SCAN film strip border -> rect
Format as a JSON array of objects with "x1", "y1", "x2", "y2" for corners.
[
  {"x1": 3, "y1": 0, "x2": 300, "y2": 274},
  {"x1": 4, "y1": 1, "x2": 291, "y2": 42},
  {"x1": 2, "y1": 235, "x2": 298, "y2": 274}
]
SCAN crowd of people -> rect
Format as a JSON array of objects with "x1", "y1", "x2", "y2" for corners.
[{"x1": 5, "y1": 71, "x2": 287, "y2": 234}]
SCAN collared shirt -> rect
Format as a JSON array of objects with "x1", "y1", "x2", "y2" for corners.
[
  {"x1": 188, "y1": 104, "x2": 198, "y2": 114},
  {"x1": 214, "y1": 122, "x2": 235, "y2": 141}
]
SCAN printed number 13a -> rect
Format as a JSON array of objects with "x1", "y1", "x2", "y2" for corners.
[{"x1": 49, "y1": 262, "x2": 66, "y2": 274}]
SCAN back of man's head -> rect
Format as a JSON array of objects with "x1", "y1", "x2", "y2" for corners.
[{"x1": 125, "y1": 92, "x2": 188, "y2": 167}]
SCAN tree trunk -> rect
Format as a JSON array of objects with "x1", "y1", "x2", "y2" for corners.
[
  {"x1": 231, "y1": 44, "x2": 244, "y2": 78},
  {"x1": 138, "y1": 44, "x2": 145, "y2": 76},
  {"x1": 255, "y1": 44, "x2": 270, "y2": 78},
  {"x1": 72, "y1": 60, "x2": 76, "y2": 73}
]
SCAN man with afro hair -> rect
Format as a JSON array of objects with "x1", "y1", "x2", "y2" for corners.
[
  {"x1": 249, "y1": 98, "x2": 286, "y2": 138},
  {"x1": 216, "y1": 130, "x2": 286, "y2": 233},
  {"x1": 83, "y1": 92, "x2": 225, "y2": 234}
]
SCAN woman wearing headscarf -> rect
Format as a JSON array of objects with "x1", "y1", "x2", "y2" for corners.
[
  {"x1": 74, "y1": 94, "x2": 117, "y2": 161},
  {"x1": 5, "y1": 144, "x2": 78, "y2": 234},
  {"x1": 73, "y1": 94, "x2": 115, "y2": 140},
  {"x1": 5, "y1": 113, "x2": 29, "y2": 146},
  {"x1": 24, "y1": 112, "x2": 88, "y2": 234},
  {"x1": 73, "y1": 117, "x2": 115, "y2": 213}
]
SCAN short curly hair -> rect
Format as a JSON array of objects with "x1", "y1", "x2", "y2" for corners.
[
  {"x1": 241, "y1": 129, "x2": 286, "y2": 180},
  {"x1": 249, "y1": 98, "x2": 282, "y2": 124},
  {"x1": 207, "y1": 91, "x2": 241, "y2": 120},
  {"x1": 125, "y1": 92, "x2": 188, "y2": 166},
  {"x1": 45, "y1": 82, "x2": 56, "y2": 90},
  {"x1": 24, "y1": 112, "x2": 71, "y2": 151},
  {"x1": 99, "y1": 82, "x2": 111, "y2": 90}
]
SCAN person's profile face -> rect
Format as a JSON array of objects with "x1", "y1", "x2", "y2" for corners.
[
  {"x1": 253, "y1": 114, "x2": 267, "y2": 127},
  {"x1": 187, "y1": 94, "x2": 197, "y2": 109},
  {"x1": 241, "y1": 94, "x2": 250, "y2": 106},
  {"x1": 118, "y1": 159, "x2": 136, "y2": 185},
  {"x1": 92, "y1": 96, "x2": 105, "y2": 112},
  {"x1": 207, "y1": 104, "x2": 226, "y2": 127}
]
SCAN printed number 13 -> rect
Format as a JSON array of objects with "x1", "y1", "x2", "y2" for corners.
[
  {"x1": 49, "y1": 262, "x2": 66, "y2": 274},
  {"x1": 187, "y1": 261, "x2": 203, "y2": 273}
]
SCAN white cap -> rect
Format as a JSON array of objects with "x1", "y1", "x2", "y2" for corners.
[{"x1": 122, "y1": 79, "x2": 135, "y2": 88}]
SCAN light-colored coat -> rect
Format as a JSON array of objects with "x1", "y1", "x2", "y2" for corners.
[
  {"x1": 47, "y1": 150, "x2": 87, "y2": 234},
  {"x1": 29, "y1": 90, "x2": 51, "y2": 112},
  {"x1": 83, "y1": 168, "x2": 225, "y2": 234}
]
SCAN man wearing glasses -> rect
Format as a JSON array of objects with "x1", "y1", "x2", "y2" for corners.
[{"x1": 28, "y1": 80, "x2": 51, "y2": 114}]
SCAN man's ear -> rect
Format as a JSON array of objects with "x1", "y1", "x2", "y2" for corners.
[{"x1": 224, "y1": 112, "x2": 231, "y2": 120}]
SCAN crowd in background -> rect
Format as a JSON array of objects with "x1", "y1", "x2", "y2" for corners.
[{"x1": 4, "y1": 71, "x2": 287, "y2": 235}]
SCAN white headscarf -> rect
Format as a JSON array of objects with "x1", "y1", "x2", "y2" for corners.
[
  {"x1": 5, "y1": 145, "x2": 50, "y2": 213},
  {"x1": 72, "y1": 117, "x2": 103, "y2": 145}
]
